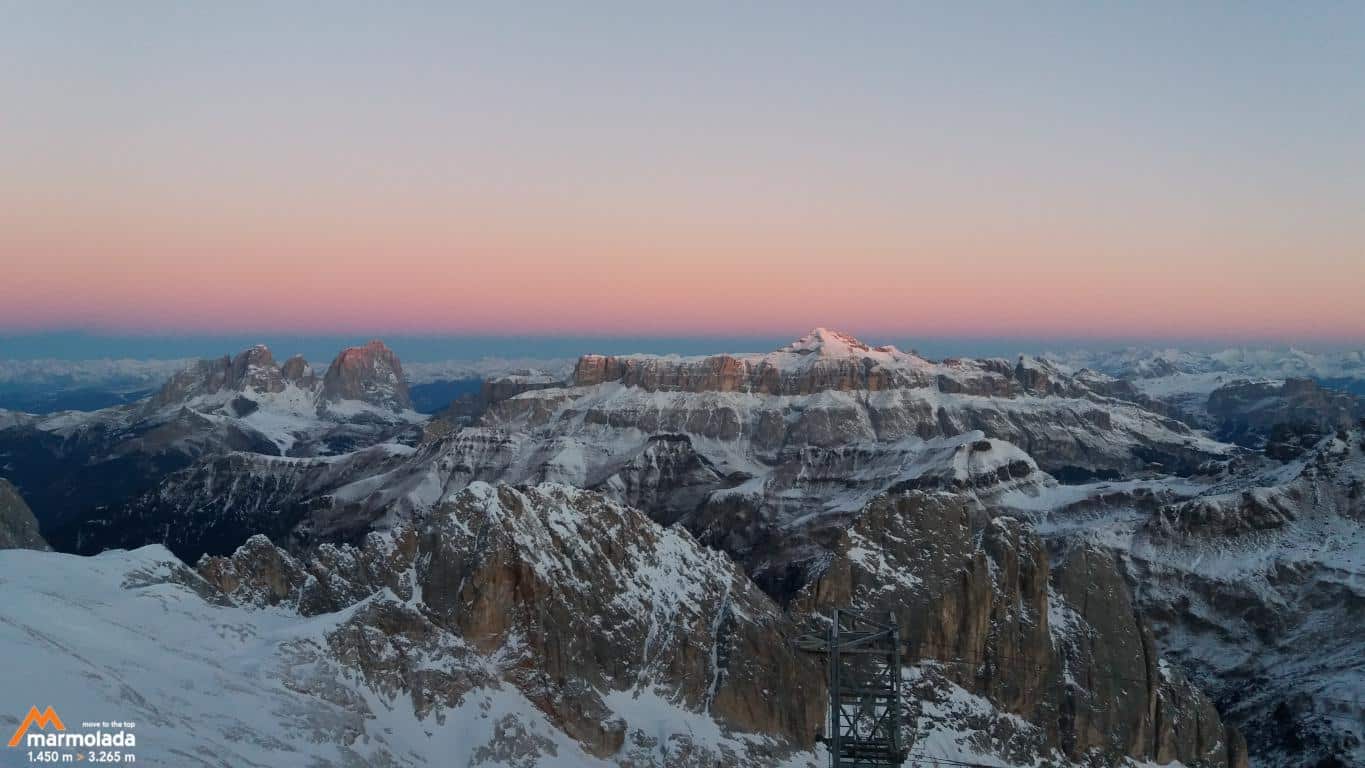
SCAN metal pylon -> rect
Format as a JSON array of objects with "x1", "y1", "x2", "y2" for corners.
[{"x1": 797, "y1": 609, "x2": 908, "y2": 768}]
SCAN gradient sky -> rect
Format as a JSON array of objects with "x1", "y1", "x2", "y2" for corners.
[{"x1": 2, "y1": 2, "x2": 1363, "y2": 345}]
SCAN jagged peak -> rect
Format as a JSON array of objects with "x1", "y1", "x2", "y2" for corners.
[
  {"x1": 231, "y1": 344, "x2": 277, "y2": 371},
  {"x1": 318, "y1": 338, "x2": 412, "y2": 410},
  {"x1": 147, "y1": 343, "x2": 289, "y2": 408},
  {"x1": 330, "y1": 339, "x2": 396, "y2": 364}
]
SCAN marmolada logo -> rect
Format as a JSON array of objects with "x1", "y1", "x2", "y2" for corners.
[
  {"x1": 9, "y1": 707, "x2": 64, "y2": 747},
  {"x1": 8, "y1": 706, "x2": 136, "y2": 749}
]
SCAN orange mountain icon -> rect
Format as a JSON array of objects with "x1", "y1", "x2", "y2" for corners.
[{"x1": 8, "y1": 707, "x2": 65, "y2": 747}]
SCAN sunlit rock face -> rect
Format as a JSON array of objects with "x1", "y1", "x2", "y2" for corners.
[{"x1": 319, "y1": 339, "x2": 413, "y2": 412}]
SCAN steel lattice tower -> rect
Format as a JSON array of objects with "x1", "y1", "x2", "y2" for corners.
[{"x1": 797, "y1": 609, "x2": 908, "y2": 768}]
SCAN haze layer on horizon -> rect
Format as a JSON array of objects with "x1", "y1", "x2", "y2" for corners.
[
  {"x1": 1, "y1": 331, "x2": 1360, "y2": 365},
  {"x1": 3, "y1": 4, "x2": 1363, "y2": 343}
]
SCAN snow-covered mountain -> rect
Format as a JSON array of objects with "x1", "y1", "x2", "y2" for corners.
[
  {"x1": 1046, "y1": 346, "x2": 1365, "y2": 383},
  {"x1": 990, "y1": 421, "x2": 1365, "y2": 767},
  {"x1": 1045, "y1": 347, "x2": 1365, "y2": 413},
  {"x1": 403, "y1": 357, "x2": 576, "y2": 385},
  {"x1": 1, "y1": 482, "x2": 1246, "y2": 767},
  {"x1": 357, "y1": 328, "x2": 1227, "y2": 590},
  {"x1": 1, "y1": 330, "x2": 1361, "y2": 766},
  {"x1": 0, "y1": 340, "x2": 424, "y2": 555}
]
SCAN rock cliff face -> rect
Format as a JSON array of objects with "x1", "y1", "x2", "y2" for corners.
[
  {"x1": 570, "y1": 329, "x2": 1092, "y2": 398},
  {"x1": 280, "y1": 353, "x2": 315, "y2": 386},
  {"x1": 147, "y1": 340, "x2": 418, "y2": 417},
  {"x1": 146, "y1": 344, "x2": 287, "y2": 411},
  {"x1": 91, "y1": 445, "x2": 420, "y2": 561},
  {"x1": 1124, "y1": 428, "x2": 1365, "y2": 767},
  {"x1": 997, "y1": 424, "x2": 1365, "y2": 768},
  {"x1": 319, "y1": 340, "x2": 413, "y2": 412},
  {"x1": 795, "y1": 491, "x2": 1247, "y2": 767},
  {"x1": 199, "y1": 483, "x2": 826, "y2": 765},
  {"x1": 481, "y1": 330, "x2": 1221, "y2": 481},
  {"x1": 1206, "y1": 377, "x2": 1362, "y2": 448},
  {"x1": 425, "y1": 370, "x2": 563, "y2": 439},
  {"x1": 0, "y1": 478, "x2": 48, "y2": 550}
]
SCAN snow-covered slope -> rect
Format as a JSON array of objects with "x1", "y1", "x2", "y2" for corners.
[
  {"x1": 0, "y1": 340, "x2": 429, "y2": 557},
  {"x1": 1046, "y1": 346, "x2": 1365, "y2": 383},
  {"x1": 996, "y1": 428, "x2": 1365, "y2": 767},
  {"x1": 0, "y1": 545, "x2": 615, "y2": 767},
  {"x1": 1046, "y1": 347, "x2": 1365, "y2": 414},
  {"x1": 0, "y1": 486, "x2": 823, "y2": 767},
  {"x1": 0, "y1": 483, "x2": 1234, "y2": 768}
]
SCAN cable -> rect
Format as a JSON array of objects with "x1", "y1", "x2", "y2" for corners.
[{"x1": 903, "y1": 753, "x2": 1006, "y2": 768}]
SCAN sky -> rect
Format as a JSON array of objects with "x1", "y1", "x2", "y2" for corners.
[{"x1": 2, "y1": 2, "x2": 1363, "y2": 348}]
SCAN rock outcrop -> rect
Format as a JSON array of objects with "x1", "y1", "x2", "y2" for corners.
[
  {"x1": 319, "y1": 340, "x2": 413, "y2": 412},
  {"x1": 147, "y1": 344, "x2": 287, "y2": 410},
  {"x1": 199, "y1": 483, "x2": 825, "y2": 764},
  {"x1": 1, "y1": 339, "x2": 425, "y2": 558},
  {"x1": 1121, "y1": 427, "x2": 1365, "y2": 767},
  {"x1": 426, "y1": 370, "x2": 563, "y2": 439},
  {"x1": 570, "y1": 328, "x2": 1095, "y2": 399},
  {"x1": 1207, "y1": 377, "x2": 1362, "y2": 448},
  {"x1": 797, "y1": 491, "x2": 1247, "y2": 767},
  {"x1": 280, "y1": 353, "x2": 315, "y2": 387},
  {"x1": 0, "y1": 478, "x2": 48, "y2": 550}
]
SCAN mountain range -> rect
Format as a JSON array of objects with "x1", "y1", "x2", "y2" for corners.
[{"x1": 1, "y1": 330, "x2": 1361, "y2": 767}]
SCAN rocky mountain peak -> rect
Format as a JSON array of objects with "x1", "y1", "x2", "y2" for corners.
[
  {"x1": 279, "y1": 353, "x2": 313, "y2": 385},
  {"x1": 148, "y1": 343, "x2": 288, "y2": 408},
  {"x1": 318, "y1": 339, "x2": 412, "y2": 411},
  {"x1": 228, "y1": 344, "x2": 285, "y2": 393},
  {"x1": 781, "y1": 327, "x2": 885, "y2": 357}
]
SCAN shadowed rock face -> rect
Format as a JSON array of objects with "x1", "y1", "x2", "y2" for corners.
[
  {"x1": 1207, "y1": 377, "x2": 1362, "y2": 448},
  {"x1": 319, "y1": 340, "x2": 412, "y2": 412},
  {"x1": 1120, "y1": 427, "x2": 1365, "y2": 768},
  {"x1": 425, "y1": 370, "x2": 563, "y2": 439},
  {"x1": 796, "y1": 491, "x2": 1247, "y2": 768},
  {"x1": 0, "y1": 339, "x2": 425, "y2": 560},
  {"x1": 147, "y1": 344, "x2": 287, "y2": 409},
  {"x1": 0, "y1": 479, "x2": 48, "y2": 550},
  {"x1": 1147, "y1": 427, "x2": 1365, "y2": 541},
  {"x1": 280, "y1": 354, "x2": 314, "y2": 386}
]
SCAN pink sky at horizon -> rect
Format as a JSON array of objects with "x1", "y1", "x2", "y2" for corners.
[
  {"x1": 2, "y1": 5, "x2": 1362, "y2": 345},
  {"x1": 5, "y1": 186, "x2": 1362, "y2": 343}
]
